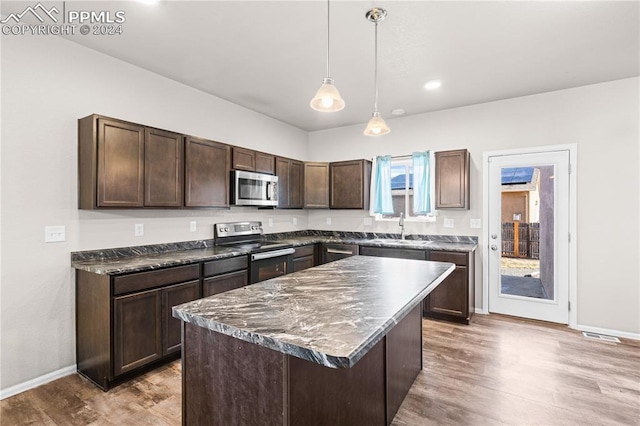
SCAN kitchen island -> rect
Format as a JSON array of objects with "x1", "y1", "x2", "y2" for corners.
[{"x1": 173, "y1": 256, "x2": 454, "y2": 426}]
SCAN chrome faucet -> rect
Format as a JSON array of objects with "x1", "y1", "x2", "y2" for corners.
[{"x1": 399, "y1": 212, "x2": 405, "y2": 240}]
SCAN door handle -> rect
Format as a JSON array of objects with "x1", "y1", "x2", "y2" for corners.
[{"x1": 491, "y1": 244, "x2": 498, "y2": 251}]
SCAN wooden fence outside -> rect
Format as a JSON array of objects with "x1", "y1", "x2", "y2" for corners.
[{"x1": 502, "y1": 222, "x2": 540, "y2": 259}]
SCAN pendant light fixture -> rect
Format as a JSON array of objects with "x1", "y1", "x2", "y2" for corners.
[
  {"x1": 364, "y1": 7, "x2": 390, "y2": 136},
  {"x1": 310, "y1": 0, "x2": 345, "y2": 112}
]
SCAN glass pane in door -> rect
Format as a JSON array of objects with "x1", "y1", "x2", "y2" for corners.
[{"x1": 500, "y1": 165, "x2": 555, "y2": 301}]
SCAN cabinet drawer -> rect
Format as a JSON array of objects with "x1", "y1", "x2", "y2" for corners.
[
  {"x1": 294, "y1": 245, "x2": 315, "y2": 259},
  {"x1": 203, "y1": 256, "x2": 248, "y2": 277},
  {"x1": 359, "y1": 246, "x2": 426, "y2": 260},
  {"x1": 429, "y1": 251, "x2": 468, "y2": 266},
  {"x1": 113, "y1": 264, "x2": 200, "y2": 296}
]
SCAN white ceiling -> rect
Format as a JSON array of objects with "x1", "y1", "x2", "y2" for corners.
[{"x1": 9, "y1": 1, "x2": 639, "y2": 132}]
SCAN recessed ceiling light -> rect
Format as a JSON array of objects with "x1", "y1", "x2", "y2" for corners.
[
  {"x1": 424, "y1": 80, "x2": 442, "y2": 90},
  {"x1": 391, "y1": 109, "x2": 405, "y2": 116}
]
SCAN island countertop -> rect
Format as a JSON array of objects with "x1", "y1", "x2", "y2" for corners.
[{"x1": 173, "y1": 256, "x2": 454, "y2": 369}]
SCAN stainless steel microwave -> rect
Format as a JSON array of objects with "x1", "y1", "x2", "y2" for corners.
[{"x1": 231, "y1": 170, "x2": 278, "y2": 207}]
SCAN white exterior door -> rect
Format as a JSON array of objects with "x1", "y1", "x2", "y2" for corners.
[{"x1": 487, "y1": 149, "x2": 570, "y2": 324}]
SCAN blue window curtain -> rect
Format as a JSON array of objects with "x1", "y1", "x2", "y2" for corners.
[
  {"x1": 370, "y1": 155, "x2": 394, "y2": 215},
  {"x1": 412, "y1": 151, "x2": 431, "y2": 215}
]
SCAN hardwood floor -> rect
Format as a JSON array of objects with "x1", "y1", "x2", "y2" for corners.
[{"x1": 2, "y1": 315, "x2": 638, "y2": 425}]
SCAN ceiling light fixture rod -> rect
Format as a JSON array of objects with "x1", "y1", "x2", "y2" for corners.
[
  {"x1": 373, "y1": 19, "x2": 379, "y2": 112},
  {"x1": 326, "y1": 0, "x2": 331, "y2": 77}
]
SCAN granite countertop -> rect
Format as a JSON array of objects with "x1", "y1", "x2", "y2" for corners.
[
  {"x1": 172, "y1": 256, "x2": 455, "y2": 369},
  {"x1": 272, "y1": 235, "x2": 476, "y2": 252},
  {"x1": 71, "y1": 241, "x2": 248, "y2": 275},
  {"x1": 71, "y1": 230, "x2": 477, "y2": 275}
]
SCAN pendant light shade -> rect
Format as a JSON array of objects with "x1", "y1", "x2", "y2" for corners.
[
  {"x1": 310, "y1": 77, "x2": 345, "y2": 112},
  {"x1": 364, "y1": 111, "x2": 390, "y2": 136},
  {"x1": 310, "y1": 0, "x2": 345, "y2": 112},
  {"x1": 364, "y1": 7, "x2": 389, "y2": 136}
]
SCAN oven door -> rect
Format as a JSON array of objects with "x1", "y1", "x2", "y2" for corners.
[
  {"x1": 232, "y1": 170, "x2": 278, "y2": 207},
  {"x1": 250, "y1": 248, "x2": 295, "y2": 284}
]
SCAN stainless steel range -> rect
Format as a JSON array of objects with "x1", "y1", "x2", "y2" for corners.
[{"x1": 214, "y1": 221, "x2": 294, "y2": 284}]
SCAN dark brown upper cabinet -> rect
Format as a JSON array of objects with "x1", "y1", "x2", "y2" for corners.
[
  {"x1": 255, "y1": 151, "x2": 276, "y2": 175},
  {"x1": 184, "y1": 136, "x2": 231, "y2": 208},
  {"x1": 330, "y1": 159, "x2": 372, "y2": 209},
  {"x1": 144, "y1": 128, "x2": 184, "y2": 208},
  {"x1": 435, "y1": 149, "x2": 470, "y2": 209},
  {"x1": 304, "y1": 162, "x2": 330, "y2": 209},
  {"x1": 232, "y1": 147, "x2": 255, "y2": 171},
  {"x1": 276, "y1": 157, "x2": 304, "y2": 209},
  {"x1": 79, "y1": 115, "x2": 181, "y2": 209},
  {"x1": 232, "y1": 147, "x2": 275, "y2": 175}
]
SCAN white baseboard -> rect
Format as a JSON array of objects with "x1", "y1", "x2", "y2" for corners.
[
  {"x1": 472, "y1": 309, "x2": 638, "y2": 341},
  {"x1": 574, "y1": 324, "x2": 640, "y2": 341},
  {"x1": 0, "y1": 365, "x2": 76, "y2": 400}
]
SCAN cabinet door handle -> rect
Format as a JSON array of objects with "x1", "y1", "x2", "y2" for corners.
[{"x1": 326, "y1": 248, "x2": 354, "y2": 255}]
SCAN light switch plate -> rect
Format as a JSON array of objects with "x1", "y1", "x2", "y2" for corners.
[
  {"x1": 268, "y1": 218, "x2": 273, "y2": 227},
  {"x1": 326, "y1": 217, "x2": 332, "y2": 225},
  {"x1": 444, "y1": 218, "x2": 454, "y2": 228},
  {"x1": 470, "y1": 219, "x2": 482, "y2": 229},
  {"x1": 134, "y1": 223, "x2": 144, "y2": 237},
  {"x1": 364, "y1": 217, "x2": 373, "y2": 226},
  {"x1": 292, "y1": 217, "x2": 297, "y2": 226},
  {"x1": 190, "y1": 221, "x2": 197, "y2": 232},
  {"x1": 45, "y1": 225, "x2": 66, "y2": 242}
]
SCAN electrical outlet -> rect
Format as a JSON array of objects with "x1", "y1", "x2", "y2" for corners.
[
  {"x1": 134, "y1": 223, "x2": 144, "y2": 237},
  {"x1": 470, "y1": 219, "x2": 482, "y2": 229},
  {"x1": 364, "y1": 217, "x2": 373, "y2": 226},
  {"x1": 268, "y1": 218, "x2": 273, "y2": 227},
  {"x1": 190, "y1": 221, "x2": 197, "y2": 232},
  {"x1": 292, "y1": 217, "x2": 298, "y2": 226},
  {"x1": 443, "y1": 218, "x2": 454, "y2": 228},
  {"x1": 326, "y1": 217, "x2": 332, "y2": 225},
  {"x1": 45, "y1": 225, "x2": 66, "y2": 242}
]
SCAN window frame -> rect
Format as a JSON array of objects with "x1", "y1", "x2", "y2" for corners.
[{"x1": 372, "y1": 155, "x2": 436, "y2": 223}]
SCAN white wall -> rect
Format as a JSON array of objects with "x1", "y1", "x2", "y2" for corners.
[
  {"x1": 0, "y1": 34, "x2": 308, "y2": 391},
  {"x1": 308, "y1": 77, "x2": 640, "y2": 336}
]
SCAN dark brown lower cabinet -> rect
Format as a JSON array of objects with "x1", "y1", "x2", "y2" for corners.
[
  {"x1": 203, "y1": 270, "x2": 248, "y2": 296},
  {"x1": 113, "y1": 289, "x2": 162, "y2": 376},
  {"x1": 202, "y1": 256, "x2": 249, "y2": 297},
  {"x1": 162, "y1": 281, "x2": 200, "y2": 355},
  {"x1": 423, "y1": 250, "x2": 475, "y2": 324},
  {"x1": 292, "y1": 244, "x2": 316, "y2": 272},
  {"x1": 76, "y1": 264, "x2": 201, "y2": 390}
]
